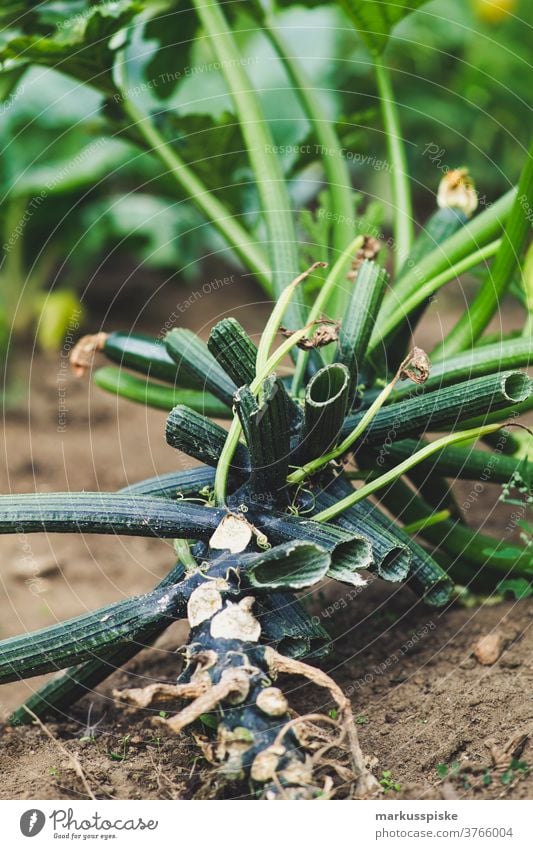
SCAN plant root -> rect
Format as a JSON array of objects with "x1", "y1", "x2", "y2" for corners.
[
  {"x1": 113, "y1": 681, "x2": 208, "y2": 708},
  {"x1": 113, "y1": 591, "x2": 378, "y2": 798},
  {"x1": 264, "y1": 647, "x2": 380, "y2": 796},
  {"x1": 163, "y1": 668, "x2": 251, "y2": 734}
]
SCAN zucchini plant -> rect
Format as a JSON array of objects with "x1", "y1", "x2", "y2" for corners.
[
  {"x1": 0, "y1": 0, "x2": 531, "y2": 799},
  {"x1": 1, "y1": 252, "x2": 531, "y2": 797}
]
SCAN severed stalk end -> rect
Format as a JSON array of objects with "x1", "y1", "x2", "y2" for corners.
[{"x1": 70, "y1": 332, "x2": 108, "y2": 377}]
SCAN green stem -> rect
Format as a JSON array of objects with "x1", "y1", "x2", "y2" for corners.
[
  {"x1": 312, "y1": 423, "x2": 504, "y2": 522},
  {"x1": 372, "y1": 188, "x2": 516, "y2": 350},
  {"x1": 264, "y1": 15, "x2": 355, "y2": 314},
  {"x1": 402, "y1": 510, "x2": 452, "y2": 535},
  {"x1": 523, "y1": 315, "x2": 533, "y2": 339},
  {"x1": 374, "y1": 57, "x2": 413, "y2": 271},
  {"x1": 256, "y1": 261, "x2": 326, "y2": 380},
  {"x1": 173, "y1": 538, "x2": 197, "y2": 571},
  {"x1": 120, "y1": 95, "x2": 271, "y2": 292},
  {"x1": 521, "y1": 242, "x2": 533, "y2": 337},
  {"x1": 291, "y1": 234, "x2": 364, "y2": 395},
  {"x1": 435, "y1": 137, "x2": 533, "y2": 356},
  {"x1": 381, "y1": 478, "x2": 532, "y2": 576},
  {"x1": 373, "y1": 238, "x2": 501, "y2": 348},
  {"x1": 192, "y1": 0, "x2": 301, "y2": 323},
  {"x1": 93, "y1": 366, "x2": 230, "y2": 416}
]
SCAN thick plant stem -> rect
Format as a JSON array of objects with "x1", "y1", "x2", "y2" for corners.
[
  {"x1": 435, "y1": 138, "x2": 533, "y2": 356},
  {"x1": 9, "y1": 560, "x2": 188, "y2": 725},
  {"x1": 116, "y1": 557, "x2": 378, "y2": 798},
  {"x1": 214, "y1": 323, "x2": 321, "y2": 505},
  {"x1": 391, "y1": 336, "x2": 532, "y2": 399},
  {"x1": 289, "y1": 348, "x2": 424, "y2": 483},
  {"x1": 264, "y1": 16, "x2": 355, "y2": 315},
  {"x1": 374, "y1": 57, "x2": 413, "y2": 271},
  {"x1": 339, "y1": 370, "x2": 532, "y2": 445},
  {"x1": 120, "y1": 95, "x2": 271, "y2": 292},
  {"x1": 192, "y1": 0, "x2": 303, "y2": 327},
  {"x1": 0, "y1": 493, "x2": 224, "y2": 538}
]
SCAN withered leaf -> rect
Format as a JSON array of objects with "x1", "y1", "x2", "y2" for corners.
[
  {"x1": 347, "y1": 236, "x2": 382, "y2": 281},
  {"x1": 400, "y1": 346, "x2": 431, "y2": 384},
  {"x1": 280, "y1": 320, "x2": 340, "y2": 350}
]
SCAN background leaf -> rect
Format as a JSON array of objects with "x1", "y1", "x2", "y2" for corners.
[
  {"x1": 0, "y1": 1, "x2": 142, "y2": 95},
  {"x1": 339, "y1": 0, "x2": 431, "y2": 54}
]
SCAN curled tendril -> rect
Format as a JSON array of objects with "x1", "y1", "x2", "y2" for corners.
[{"x1": 254, "y1": 530, "x2": 271, "y2": 550}]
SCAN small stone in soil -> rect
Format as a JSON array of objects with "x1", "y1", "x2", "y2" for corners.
[{"x1": 473, "y1": 631, "x2": 505, "y2": 665}]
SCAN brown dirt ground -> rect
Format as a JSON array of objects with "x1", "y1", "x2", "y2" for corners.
[{"x1": 0, "y1": 282, "x2": 531, "y2": 800}]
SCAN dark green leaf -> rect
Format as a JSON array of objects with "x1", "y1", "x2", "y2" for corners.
[
  {"x1": 160, "y1": 110, "x2": 248, "y2": 203},
  {"x1": 144, "y1": 3, "x2": 199, "y2": 100}
]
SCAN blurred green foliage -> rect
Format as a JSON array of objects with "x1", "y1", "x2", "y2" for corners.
[{"x1": 0, "y1": 0, "x2": 529, "y2": 364}]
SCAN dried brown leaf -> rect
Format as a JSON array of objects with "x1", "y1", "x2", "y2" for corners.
[
  {"x1": 347, "y1": 236, "x2": 382, "y2": 280},
  {"x1": 280, "y1": 320, "x2": 340, "y2": 350},
  {"x1": 400, "y1": 346, "x2": 431, "y2": 384}
]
